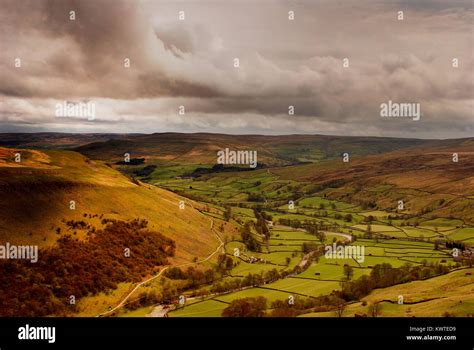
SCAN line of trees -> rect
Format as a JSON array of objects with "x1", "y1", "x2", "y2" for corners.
[
  {"x1": 337, "y1": 262, "x2": 452, "y2": 302},
  {"x1": 221, "y1": 294, "x2": 348, "y2": 317},
  {"x1": 240, "y1": 222, "x2": 261, "y2": 252},
  {"x1": 222, "y1": 296, "x2": 267, "y2": 317},
  {"x1": 253, "y1": 209, "x2": 270, "y2": 240}
]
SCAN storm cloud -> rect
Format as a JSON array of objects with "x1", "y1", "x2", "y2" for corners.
[{"x1": 0, "y1": 0, "x2": 472, "y2": 138}]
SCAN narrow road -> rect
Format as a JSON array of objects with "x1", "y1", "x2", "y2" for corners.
[
  {"x1": 329, "y1": 232, "x2": 352, "y2": 242},
  {"x1": 96, "y1": 200, "x2": 223, "y2": 317}
]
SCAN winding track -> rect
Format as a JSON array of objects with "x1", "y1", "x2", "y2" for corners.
[{"x1": 96, "y1": 198, "x2": 223, "y2": 317}]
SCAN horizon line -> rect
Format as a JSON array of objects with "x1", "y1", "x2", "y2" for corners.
[{"x1": 1, "y1": 130, "x2": 473, "y2": 142}]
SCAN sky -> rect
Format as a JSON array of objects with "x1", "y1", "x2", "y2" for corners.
[{"x1": 0, "y1": 0, "x2": 473, "y2": 139}]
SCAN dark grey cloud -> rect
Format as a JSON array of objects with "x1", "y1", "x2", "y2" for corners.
[{"x1": 0, "y1": 0, "x2": 472, "y2": 138}]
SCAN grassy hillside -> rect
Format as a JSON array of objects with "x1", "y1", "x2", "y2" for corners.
[
  {"x1": 0, "y1": 147, "x2": 234, "y2": 262},
  {"x1": 69, "y1": 133, "x2": 474, "y2": 224},
  {"x1": 301, "y1": 268, "x2": 474, "y2": 317},
  {"x1": 150, "y1": 141, "x2": 474, "y2": 226},
  {"x1": 73, "y1": 132, "x2": 427, "y2": 166},
  {"x1": 271, "y1": 142, "x2": 474, "y2": 224}
]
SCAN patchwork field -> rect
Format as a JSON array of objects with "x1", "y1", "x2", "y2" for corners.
[
  {"x1": 151, "y1": 150, "x2": 473, "y2": 318},
  {"x1": 0, "y1": 134, "x2": 472, "y2": 317}
]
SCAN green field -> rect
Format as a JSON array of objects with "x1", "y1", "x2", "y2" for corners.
[{"x1": 145, "y1": 166, "x2": 472, "y2": 318}]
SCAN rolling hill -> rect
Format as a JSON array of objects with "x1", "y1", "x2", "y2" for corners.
[
  {"x1": 57, "y1": 132, "x2": 473, "y2": 224},
  {"x1": 0, "y1": 133, "x2": 132, "y2": 149},
  {"x1": 302, "y1": 267, "x2": 474, "y2": 317},
  {"x1": 72, "y1": 133, "x2": 429, "y2": 166},
  {"x1": 270, "y1": 139, "x2": 474, "y2": 224},
  {"x1": 0, "y1": 147, "x2": 233, "y2": 262}
]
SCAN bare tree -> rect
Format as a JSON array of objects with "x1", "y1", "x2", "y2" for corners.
[
  {"x1": 368, "y1": 302, "x2": 383, "y2": 317},
  {"x1": 335, "y1": 303, "x2": 346, "y2": 318}
]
